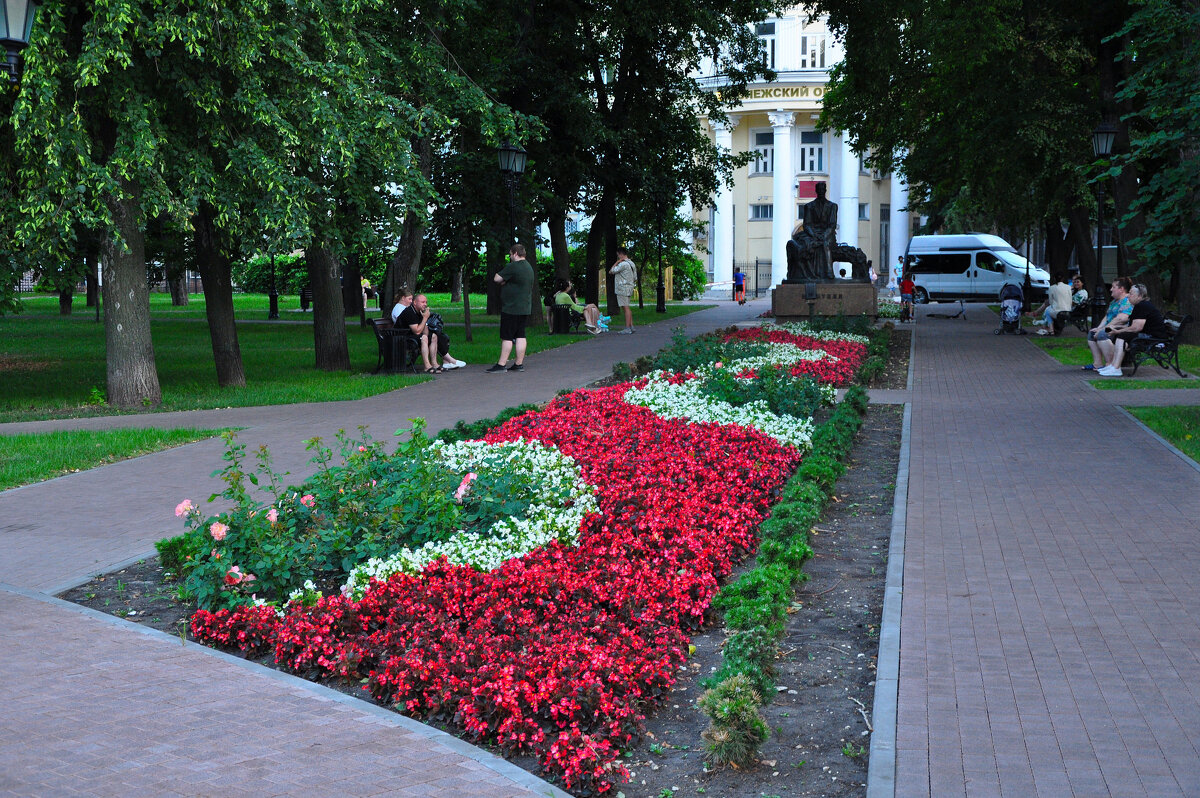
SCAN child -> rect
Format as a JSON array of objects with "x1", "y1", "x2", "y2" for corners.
[{"x1": 900, "y1": 273, "x2": 915, "y2": 322}]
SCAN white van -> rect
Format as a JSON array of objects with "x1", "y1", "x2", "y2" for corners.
[{"x1": 903, "y1": 234, "x2": 1049, "y2": 304}]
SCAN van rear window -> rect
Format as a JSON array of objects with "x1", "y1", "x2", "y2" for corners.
[{"x1": 907, "y1": 254, "x2": 970, "y2": 274}]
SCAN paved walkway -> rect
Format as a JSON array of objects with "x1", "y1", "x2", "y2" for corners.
[
  {"x1": 882, "y1": 306, "x2": 1200, "y2": 797},
  {"x1": 0, "y1": 300, "x2": 764, "y2": 798}
]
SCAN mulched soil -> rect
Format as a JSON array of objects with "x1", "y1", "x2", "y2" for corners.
[{"x1": 59, "y1": 328, "x2": 909, "y2": 798}]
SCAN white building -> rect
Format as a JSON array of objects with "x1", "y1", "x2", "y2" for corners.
[{"x1": 694, "y1": 11, "x2": 915, "y2": 291}]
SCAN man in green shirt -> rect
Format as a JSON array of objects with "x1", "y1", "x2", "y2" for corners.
[{"x1": 488, "y1": 243, "x2": 536, "y2": 373}]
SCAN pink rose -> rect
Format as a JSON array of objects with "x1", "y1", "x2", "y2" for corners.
[
  {"x1": 454, "y1": 472, "x2": 478, "y2": 502},
  {"x1": 224, "y1": 566, "x2": 244, "y2": 585},
  {"x1": 209, "y1": 522, "x2": 228, "y2": 542},
  {"x1": 174, "y1": 499, "x2": 194, "y2": 518},
  {"x1": 714, "y1": 362, "x2": 723, "y2": 369},
  {"x1": 266, "y1": 508, "x2": 279, "y2": 524},
  {"x1": 300, "y1": 494, "x2": 315, "y2": 508},
  {"x1": 358, "y1": 446, "x2": 367, "y2": 452}
]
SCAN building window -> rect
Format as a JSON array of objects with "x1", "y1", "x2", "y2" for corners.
[
  {"x1": 798, "y1": 131, "x2": 824, "y2": 173},
  {"x1": 756, "y1": 22, "x2": 776, "y2": 70},
  {"x1": 752, "y1": 130, "x2": 774, "y2": 175},
  {"x1": 799, "y1": 34, "x2": 826, "y2": 69},
  {"x1": 750, "y1": 204, "x2": 774, "y2": 221},
  {"x1": 859, "y1": 152, "x2": 870, "y2": 175},
  {"x1": 858, "y1": 203, "x2": 870, "y2": 221},
  {"x1": 565, "y1": 217, "x2": 579, "y2": 236}
]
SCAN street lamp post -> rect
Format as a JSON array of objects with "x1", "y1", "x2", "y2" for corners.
[
  {"x1": 497, "y1": 142, "x2": 527, "y2": 244},
  {"x1": 1090, "y1": 121, "x2": 1118, "y2": 329},
  {"x1": 1, "y1": 0, "x2": 38, "y2": 83}
]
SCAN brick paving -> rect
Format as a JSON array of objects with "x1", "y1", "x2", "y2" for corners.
[
  {"x1": 0, "y1": 300, "x2": 762, "y2": 798},
  {"x1": 887, "y1": 306, "x2": 1200, "y2": 797}
]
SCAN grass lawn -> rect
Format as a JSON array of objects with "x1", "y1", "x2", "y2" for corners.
[
  {"x1": 1128, "y1": 406, "x2": 1200, "y2": 465},
  {"x1": 1030, "y1": 334, "x2": 1199, "y2": 389},
  {"x1": 0, "y1": 428, "x2": 226, "y2": 490},
  {"x1": 1, "y1": 293, "x2": 709, "y2": 422}
]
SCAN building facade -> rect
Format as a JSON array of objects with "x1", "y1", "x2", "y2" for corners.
[{"x1": 694, "y1": 11, "x2": 915, "y2": 290}]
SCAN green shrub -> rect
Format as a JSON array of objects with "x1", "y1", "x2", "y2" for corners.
[
  {"x1": 155, "y1": 532, "x2": 203, "y2": 575},
  {"x1": 704, "y1": 626, "x2": 779, "y2": 696},
  {"x1": 231, "y1": 254, "x2": 307, "y2": 294},
  {"x1": 714, "y1": 563, "x2": 797, "y2": 634},
  {"x1": 757, "y1": 535, "x2": 813, "y2": 571},
  {"x1": 436, "y1": 403, "x2": 542, "y2": 444},
  {"x1": 698, "y1": 674, "x2": 771, "y2": 767}
]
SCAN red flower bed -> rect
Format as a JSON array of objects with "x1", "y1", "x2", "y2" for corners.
[
  {"x1": 192, "y1": 387, "x2": 800, "y2": 792},
  {"x1": 723, "y1": 327, "x2": 867, "y2": 386}
]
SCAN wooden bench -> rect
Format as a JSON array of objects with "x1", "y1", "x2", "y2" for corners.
[
  {"x1": 370, "y1": 318, "x2": 420, "y2": 374},
  {"x1": 548, "y1": 304, "x2": 585, "y2": 334},
  {"x1": 1128, "y1": 313, "x2": 1192, "y2": 378},
  {"x1": 1053, "y1": 303, "x2": 1091, "y2": 335}
]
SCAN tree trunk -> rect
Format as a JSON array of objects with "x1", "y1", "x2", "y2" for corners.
[
  {"x1": 342, "y1": 251, "x2": 364, "y2": 317},
  {"x1": 451, "y1": 266, "x2": 463, "y2": 302},
  {"x1": 306, "y1": 245, "x2": 351, "y2": 371},
  {"x1": 486, "y1": 241, "x2": 505, "y2": 315},
  {"x1": 85, "y1": 244, "x2": 99, "y2": 308},
  {"x1": 167, "y1": 266, "x2": 189, "y2": 306},
  {"x1": 1178, "y1": 254, "x2": 1200, "y2": 345},
  {"x1": 385, "y1": 136, "x2": 433, "y2": 301},
  {"x1": 604, "y1": 192, "x2": 619, "y2": 316},
  {"x1": 1043, "y1": 217, "x2": 1073, "y2": 278},
  {"x1": 102, "y1": 185, "x2": 161, "y2": 409},
  {"x1": 194, "y1": 203, "x2": 246, "y2": 388},
  {"x1": 58, "y1": 288, "x2": 73, "y2": 314},
  {"x1": 1066, "y1": 204, "x2": 1100, "y2": 293},
  {"x1": 585, "y1": 193, "x2": 611, "y2": 306},
  {"x1": 547, "y1": 208, "x2": 572, "y2": 284}
]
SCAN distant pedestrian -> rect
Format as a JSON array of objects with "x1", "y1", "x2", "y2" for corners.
[
  {"x1": 734, "y1": 268, "x2": 746, "y2": 304},
  {"x1": 488, "y1": 244, "x2": 535, "y2": 373},
  {"x1": 610, "y1": 247, "x2": 637, "y2": 334}
]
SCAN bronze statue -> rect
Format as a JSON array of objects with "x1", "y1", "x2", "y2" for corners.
[{"x1": 785, "y1": 181, "x2": 838, "y2": 282}]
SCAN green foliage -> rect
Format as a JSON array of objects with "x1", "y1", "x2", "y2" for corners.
[
  {"x1": 698, "y1": 674, "x2": 771, "y2": 768},
  {"x1": 704, "y1": 626, "x2": 778, "y2": 697},
  {"x1": 650, "y1": 327, "x2": 739, "y2": 374},
  {"x1": 757, "y1": 536, "x2": 814, "y2": 571},
  {"x1": 171, "y1": 423, "x2": 572, "y2": 609},
  {"x1": 699, "y1": 365, "x2": 828, "y2": 420},
  {"x1": 713, "y1": 564, "x2": 797, "y2": 636},
  {"x1": 231, "y1": 254, "x2": 308, "y2": 294},
  {"x1": 436, "y1": 403, "x2": 543, "y2": 444},
  {"x1": 155, "y1": 532, "x2": 204, "y2": 575}
]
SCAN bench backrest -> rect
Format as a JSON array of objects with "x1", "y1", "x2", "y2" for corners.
[{"x1": 371, "y1": 318, "x2": 393, "y2": 342}]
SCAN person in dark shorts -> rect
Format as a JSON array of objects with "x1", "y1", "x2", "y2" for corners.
[
  {"x1": 488, "y1": 243, "x2": 536, "y2": 373},
  {"x1": 733, "y1": 268, "x2": 746, "y2": 304},
  {"x1": 1098, "y1": 283, "x2": 1171, "y2": 377}
]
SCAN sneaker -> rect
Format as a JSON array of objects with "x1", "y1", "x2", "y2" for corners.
[
  {"x1": 588, "y1": 326, "x2": 603, "y2": 335},
  {"x1": 443, "y1": 359, "x2": 465, "y2": 369},
  {"x1": 1036, "y1": 329, "x2": 1049, "y2": 336},
  {"x1": 485, "y1": 364, "x2": 507, "y2": 374},
  {"x1": 616, "y1": 328, "x2": 634, "y2": 335},
  {"x1": 1098, "y1": 366, "x2": 1122, "y2": 376},
  {"x1": 507, "y1": 363, "x2": 525, "y2": 372}
]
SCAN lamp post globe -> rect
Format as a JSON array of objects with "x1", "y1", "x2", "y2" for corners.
[
  {"x1": 1, "y1": 0, "x2": 39, "y2": 83},
  {"x1": 1089, "y1": 121, "x2": 1118, "y2": 328},
  {"x1": 497, "y1": 142, "x2": 527, "y2": 244}
]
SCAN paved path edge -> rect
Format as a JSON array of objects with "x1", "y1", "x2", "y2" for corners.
[
  {"x1": 1116, "y1": 405, "x2": 1200, "y2": 477},
  {"x1": 0, "y1": 581, "x2": 572, "y2": 798},
  {"x1": 865, "y1": 324, "x2": 916, "y2": 798}
]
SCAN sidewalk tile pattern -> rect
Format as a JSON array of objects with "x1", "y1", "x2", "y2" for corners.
[{"x1": 895, "y1": 307, "x2": 1200, "y2": 797}]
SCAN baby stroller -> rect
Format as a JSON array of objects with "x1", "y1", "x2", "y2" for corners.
[{"x1": 995, "y1": 283, "x2": 1026, "y2": 335}]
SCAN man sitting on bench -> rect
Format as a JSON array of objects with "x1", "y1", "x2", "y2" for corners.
[{"x1": 1097, "y1": 283, "x2": 1170, "y2": 377}]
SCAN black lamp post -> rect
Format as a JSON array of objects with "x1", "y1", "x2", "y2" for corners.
[
  {"x1": 497, "y1": 142, "x2": 527, "y2": 244},
  {"x1": 1, "y1": 0, "x2": 38, "y2": 83},
  {"x1": 1090, "y1": 120, "x2": 1118, "y2": 328}
]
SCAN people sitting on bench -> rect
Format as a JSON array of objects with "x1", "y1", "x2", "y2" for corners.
[
  {"x1": 1084, "y1": 277, "x2": 1133, "y2": 371},
  {"x1": 1027, "y1": 273, "x2": 1072, "y2": 335},
  {"x1": 399, "y1": 293, "x2": 464, "y2": 373},
  {"x1": 1096, "y1": 283, "x2": 1171, "y2": 377},
  {"x1": 390, "y1": 289, "x2": 412, "y2": 324},
  {"x1": 554, "y1": 279, "x2": 603, "y2": 333}
]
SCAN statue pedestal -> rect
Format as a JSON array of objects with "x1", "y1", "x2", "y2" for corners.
[{"x1": 772, "y1": 282, "x2": 878, "y2": 321}]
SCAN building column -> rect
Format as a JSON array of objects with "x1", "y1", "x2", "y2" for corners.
[
  {"x1": 889, "y1": 161, "x2": 910, "y2": 279},
  {"x1": 711, "y1": 115, "x2": 739, "y2": 287},
  {"x1": 837, "y1": 132, "x2": 860, "y2": 252},
  {"x1": 768, "y1": 110, "x2": 795, "y2": 288}
]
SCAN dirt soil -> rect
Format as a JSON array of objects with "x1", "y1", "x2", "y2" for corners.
[{"x1": 60, "y1": 332, "x2": 909, "y2": 798}]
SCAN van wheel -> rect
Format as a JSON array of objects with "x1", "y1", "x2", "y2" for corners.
[{"x1": 913, "y1": 287, "x2": 929, "y2": 304}]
